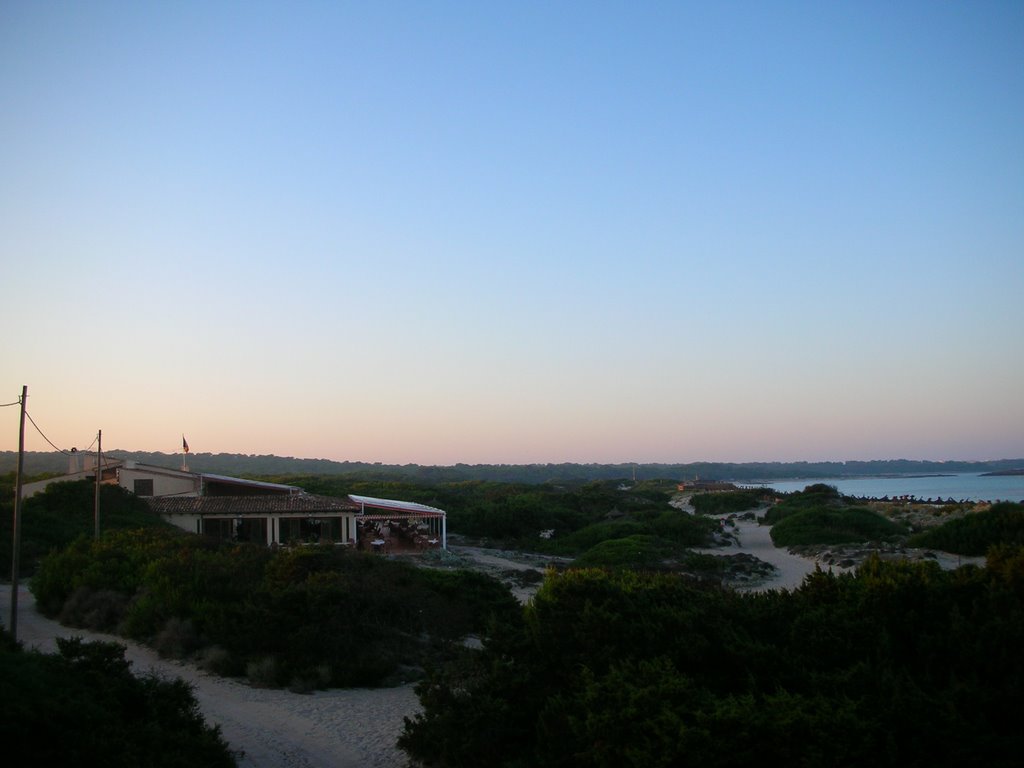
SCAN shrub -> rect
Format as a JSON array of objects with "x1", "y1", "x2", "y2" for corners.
[
  {"x1": 152, "y1": 617, "x2": 202, "y2": 659},
  {"x1": 572, "y1": 535, "x2": 674, "y2": 569},
  {"x1": 650, "y1": 509, "x2": 717, "y2": 545},
  {"x1": 908, "y1": 502, "x2": 1024, "y2": 555},
  {"x1": 246, "y1": 656, "x2": 282, "y2": 688},
  {"x1": 764, "y1": 484, "x2": 844, "y2": 524},
  {"x1": 0, "y1": 480, "x2": 173, "y2": 577},
  {"x1": 770, "y1": 507, "x2": 906, "y2": 547},
  {"x1": 0, "y1": 633, "x2": 235, "y2": 766},
  {"x1": 31, "y1": 532, "x2": 519, "y2": 689},
  {"x1": 541, "y1": 520, "x2": 649, "y2": 554},
  {"x1": 401, "y1": 561, "x2": 1024, "y2": 768},
  {"x1": 288, "y1": 664, "x2": 333, "y2": 694},
  {"x1": 197, "y1": 645, "x2": 240, "y2": 677},
  {"x1": 57, "y1": 586, "x2": 129, "y2": 631},
  {"x1": 690, "y1": 490, "x2": 768, "y2": 515}
]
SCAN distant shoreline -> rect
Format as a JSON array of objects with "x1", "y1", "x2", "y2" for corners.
[
  {"x1": 742, "y1": 473, "x2": 958, "y2": 483},
  {"x1": 981, "y1": 469, "x2": 1024, "y2": 477}
]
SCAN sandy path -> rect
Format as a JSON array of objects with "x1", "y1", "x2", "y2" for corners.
[
  {"x1": 695, "y1": 517, "x2": 824, "y2": 591},
  {"x1": 1, "y1": 584, "x2": 419, "y2": 768},
  {"x1": 447, "y1": 544, "x2": 566, "y2": 603},
  {"x1": 694, "y1": 513, "x2": 984, "y2": 592}
]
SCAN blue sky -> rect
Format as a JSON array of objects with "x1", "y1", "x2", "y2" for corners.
[{"x1": 2, "y1": 1, "x2": 1022, "y2": 464}]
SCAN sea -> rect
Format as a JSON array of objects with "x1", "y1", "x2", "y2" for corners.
[{"x1": 743, "y1": 473, "x2": 1024, "y2": 503}]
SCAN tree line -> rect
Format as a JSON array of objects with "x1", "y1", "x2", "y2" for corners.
[{"x1": 4, "y1": 451, "x2": 1022, "y2": 483}]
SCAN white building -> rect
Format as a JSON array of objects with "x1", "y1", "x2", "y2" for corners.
[{"x1": 22, "y1": 456, "x2": 446, "y2": 550}]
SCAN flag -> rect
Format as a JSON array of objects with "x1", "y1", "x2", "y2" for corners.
[{"x1": 182, "y1": 435, "x2": 190, "y2": 454}]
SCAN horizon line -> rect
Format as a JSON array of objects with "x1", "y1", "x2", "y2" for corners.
[{"x1": 4, "y1": 448, "x2": 1023, "y2": 467}]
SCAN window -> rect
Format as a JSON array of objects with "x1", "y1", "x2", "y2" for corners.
[{"x1": 133, "y1": 478, "x2": 154, "y2": 497}]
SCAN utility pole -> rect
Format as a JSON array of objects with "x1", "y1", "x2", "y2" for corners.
[
  {"x1": 10, "y1": 385, "x2": 27, "y2": 642},
  {"x1": 94, "y1": 429, "x2": 101, "y2": 539}
]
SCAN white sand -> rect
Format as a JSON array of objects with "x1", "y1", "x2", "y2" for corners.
[
  {"x1": 0, "y1": 584, "x2": 420, "y2": 768},
  {"x1": 693, "y1": 515, "x2": 831, "y2": 591},
  {"x1": 695, "y1": 513, "x2": 985, "y2": 592},
  {"x1": 447, "y1": 544, "x2": 559, "y2": 602}
]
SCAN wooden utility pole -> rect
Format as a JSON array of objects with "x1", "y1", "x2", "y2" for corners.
[
  {"x1": 10, "y1": 385, "x2": 27, "y2": 642},
  {"x1": 94, "y1": 429, "x2": 101, "y2": 539}
]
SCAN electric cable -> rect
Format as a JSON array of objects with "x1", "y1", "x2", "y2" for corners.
[
  {"x1": 22, "y1": 410, "x2": 102, "y2": 458},
  {"x1": 25, "y1": 411, "x2": 71, "y2": 454}
]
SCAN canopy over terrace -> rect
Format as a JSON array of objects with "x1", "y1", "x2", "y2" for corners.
[{"x1": 348, "y1": 494, "x2": 447, "y2": 550}]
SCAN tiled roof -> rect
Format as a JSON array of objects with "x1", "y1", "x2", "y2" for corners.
[{"x1": 147, "y1": 492, "x2": 359, "y2": 515}]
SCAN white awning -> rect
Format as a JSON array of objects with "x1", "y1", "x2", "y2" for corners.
[{"x1": 347, "y1": 494, "x2": 446, "y2": 516}]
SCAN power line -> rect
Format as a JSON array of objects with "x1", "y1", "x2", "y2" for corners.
[
  {"x1": 0, "y1": 399, "x2": 21, "y2": 407},
  {"x1": 24, "y1": 410, "x2": 72, "y2": 454},
  {"x1": 22, "y1": 410, "x2": 100, "y2": 456},
  {"x1": 81, "y1": 432, "x2": 100, "y2": 453}
]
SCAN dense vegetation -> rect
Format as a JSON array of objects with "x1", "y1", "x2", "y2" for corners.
[
  {"x1": 909, "y1": 502, "x2": 1024, "y2": 555},
  {"x1": 771, "y1": 507, "x2": 908, "y2": 547},
  {"x1": 763, "y1": 484, "x2": 907, "y2": 547},
  {"x1": 400, "y1": 551, "x2": 1024, "y2": 767},
  {"x1": 0, "y1": 476, "x2": 172, "y2": 577},
  {"x1": 689, "y1": 489, "x2": 769, "y2": 515},
  {"x1": 0, "y1": 631, "x2": 235, "y2": 766},
  {"x1": 31, "y1": 530, "x2": 518, "y2": 688},
  {"x1": 762, "y1": 482, "x2": 846, "y2": 524}
]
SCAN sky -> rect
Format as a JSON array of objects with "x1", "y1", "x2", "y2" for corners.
[{"x1": 1, "y1": 1, "x2": 1022, "y2": 465}]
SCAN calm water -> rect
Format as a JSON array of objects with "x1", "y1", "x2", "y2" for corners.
[{"x1": 745, "y1": 473, "x2": 1024, "y2": 503}]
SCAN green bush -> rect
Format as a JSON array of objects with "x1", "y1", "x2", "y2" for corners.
[
  {"x1": 57, "y1": 587, "x2": 130, "y2": 631},
  {"x1": 690, "y1": 490, "x2": 768, "y2": 515},
  {"x1": 541, "y1": 520, "x2": 649, "y2": 554},
  {"x1": 0, "y1": 632, "x2": 235, "y2": 766},
  {"x1": 400, "y1": 554, "x2": 1024, "y2": 767},
  {"x1": 650, "y1": 509, "x2": 718, "y2": 545},
  {"x1": 31, "y1": 531, "x2": 519, "y2": 688},
  {"x1": 572, "y1": 535, "x2": 674, "y2": 569},
  {"x1": 764, "y1": 484, "x2": 844, "y2": 524},
  {"x1": 0, "y1": 480, "x2": 173, "y2": 577},
  {"x1": 31, "y1": 528, "x2": 199, "y2": 619},
  {"x1": 770, "y1": 507, "x2": 906, "y2": 547},
  {"x1": 908, "y1": 502, "x2": 1024, "y2": 555}
]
